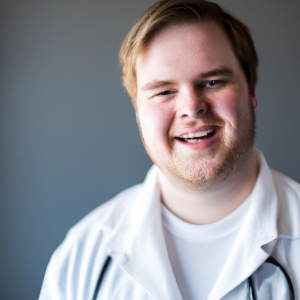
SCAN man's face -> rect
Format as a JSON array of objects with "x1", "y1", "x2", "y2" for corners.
[{"x1": 135, "y1": 21, "x2": 257, "y2": 189}]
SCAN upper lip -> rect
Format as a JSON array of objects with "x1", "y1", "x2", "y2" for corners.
[{"x1": 175, "y1": 125, "x2": 222, "y2": 138}]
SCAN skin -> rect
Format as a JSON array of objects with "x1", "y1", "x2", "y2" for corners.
[{"x1": 135, "y1": 21, "x2": 258, "y2": 225}]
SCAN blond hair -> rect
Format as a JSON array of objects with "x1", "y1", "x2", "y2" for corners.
[{"x1": 119, "y1": 0, "x2": 258, "y2": 105}]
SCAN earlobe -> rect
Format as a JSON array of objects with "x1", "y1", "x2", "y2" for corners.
[
  {"x1": 134, "y1": 101, "x2": 139, "y2": 116},
  {"x1": 252, "y1": 91, "x2": 258, "y2": 109}
]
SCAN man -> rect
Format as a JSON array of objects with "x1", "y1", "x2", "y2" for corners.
[{"x1": 39, "y1": 0, "x2": 300, "y2": 299}]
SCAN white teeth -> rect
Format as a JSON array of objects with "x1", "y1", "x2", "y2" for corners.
[
  {"x1": 179, "y1": 129, "x2": 214, "y2": 139},
  {"x1": 194, "y1": 129, "x2": 212, "y2": 137},
  {"x1": 186, "y1": 139, "x2": 199, "y2": 143}
]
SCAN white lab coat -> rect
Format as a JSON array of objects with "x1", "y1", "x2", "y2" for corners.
[{"x1": 39, "y1": 151, "x2": 300, "y2": 300}]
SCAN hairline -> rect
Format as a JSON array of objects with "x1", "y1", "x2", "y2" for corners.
[{"x1": 119, "y1": 0, "x2": 258, "y2": 105}]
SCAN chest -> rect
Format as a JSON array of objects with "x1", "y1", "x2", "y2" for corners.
[{"x1": 94, "y1": 257, "x2": 292, "y2": 300}]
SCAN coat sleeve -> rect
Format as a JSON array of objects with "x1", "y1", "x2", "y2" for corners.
[
  {"x1": 39, "y1": 237, "x2": 74, "y2": 300},
  {"x1": 38, "y1": 185, "x2": 140, "y2": 300},
  {"x1": 38, "y1": 222, "x2": 108, "y2": 300}
]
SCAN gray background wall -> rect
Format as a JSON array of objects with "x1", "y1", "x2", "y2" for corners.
[{"x1": 1, "y1": 0, "x2": 299, "y2": 299}]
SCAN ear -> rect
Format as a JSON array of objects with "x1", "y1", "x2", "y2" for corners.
[
  {"x1": 134, "y1": 100, "x2": 140, "y2": 124},
  {"x1": 133, "y1": 100, "x2": 138, "y2": 117},
  {"x1": 133, "y1": 100, "x2": 138, "y2": 113},
  {"x1": 251, "y1": 90, "x2": 258, "y2": 109}
]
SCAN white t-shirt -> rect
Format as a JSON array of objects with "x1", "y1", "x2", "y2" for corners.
[{"x1": 162, "y1": 196, "x2": 251, "y2": 300}]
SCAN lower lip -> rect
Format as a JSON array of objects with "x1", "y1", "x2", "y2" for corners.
[{"x1": 175, "y1": 129, "x2": 222, "y2": 150}]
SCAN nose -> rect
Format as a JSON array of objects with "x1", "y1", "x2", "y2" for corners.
[{"x1": 179, "y1": 86, "x2": 208, "y2": 119}]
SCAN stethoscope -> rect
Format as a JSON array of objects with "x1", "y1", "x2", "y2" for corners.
[{"x1": 92, "y1": 255, "x2": 295, "y2": 300}]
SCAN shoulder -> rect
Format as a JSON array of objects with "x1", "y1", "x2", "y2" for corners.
[
  {"x1": 65, "y1": 183, "x2": 142, "y2": 247},
  {"x1": 39, "y1": 183, "x2": 143, "y2": 299},
  {"x1": 271, "y1": 169, "x2": 300, "y2": 204},
  {"x1": 51, "y1": 183, "x2": 143, "y2": 268},
  {"x1": 270, "y1": 169, "x2": 300, "y2": 239}
]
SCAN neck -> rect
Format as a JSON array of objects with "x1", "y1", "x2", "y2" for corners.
[{"x1": 159, "y1": 149, "x2": 259, "y2": 225}]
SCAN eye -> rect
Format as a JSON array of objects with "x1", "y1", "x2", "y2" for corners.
[
  {"x1": 157, "y1": 90, "x2": 173, "y2": 96},
  {"x1": 203, "y1": 80, "x2": 224, "y2": 88}
]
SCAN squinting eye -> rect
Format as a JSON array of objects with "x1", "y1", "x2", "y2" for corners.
[
  {"x1": 204, "y1": 80, "x2": 221, "y2": 87},
  {"x1": 158, "y1": 90, "x2": 173, "y2": 96}
]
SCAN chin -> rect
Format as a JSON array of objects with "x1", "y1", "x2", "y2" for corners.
[{"x1": 170, "y1": 129, "x2": 255, "y2": 190}]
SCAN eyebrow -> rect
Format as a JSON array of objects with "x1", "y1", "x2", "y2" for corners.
[
  {"x1": 140, "y1": 80, "x2": 174, "y2": 91},
  {"x1": 200, "y1": 67, "x2": 235, "y2": 79},
  {"x1": 140, "y1": 67, "x2": 235, "y2": 91}
]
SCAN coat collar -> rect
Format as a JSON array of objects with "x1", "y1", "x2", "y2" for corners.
[
  {"x1": 208, "y1": 150, "x2": 278, "y2": 299},
  {"x1": 104, "y1": 166, "x2": 183, "y2": 300},
  {"x1": 104, "y1": 150, "x2": 278, "y2": 300}
]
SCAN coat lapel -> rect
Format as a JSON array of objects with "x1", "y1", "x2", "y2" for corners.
[
  {"x1": 104, "y1": 166, "x2": 183, "y2": 300},
  {"x1": 208, "y1": 152, "x2": 278, "y2": 300}
]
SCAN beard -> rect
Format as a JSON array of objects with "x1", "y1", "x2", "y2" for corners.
[{"x1": 170, "y1": 108, "x2": 256, "y2": 190}]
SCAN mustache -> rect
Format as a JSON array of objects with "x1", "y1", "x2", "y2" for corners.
[{"x1": 181, "y1": 118, "x2": 225, "y2": 128}]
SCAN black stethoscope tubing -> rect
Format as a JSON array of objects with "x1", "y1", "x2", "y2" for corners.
[
  {"x1": 92, "y1": 256, "x2": 112, "y2": 300},
  {"x1": 92, "y1": 255, "x2": 295, "y2": 300},
  {"x1": 249, "y1": 256, "x2": 295, "y2": 300}
]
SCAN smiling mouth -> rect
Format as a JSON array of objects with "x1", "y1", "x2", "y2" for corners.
[{"x1": 175, "y1": 127, "x2": 221, "y2": 143}]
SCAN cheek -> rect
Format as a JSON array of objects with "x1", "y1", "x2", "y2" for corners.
[
  {"x1": 211, "y1": 88, "x2": 247, "y2": 127},
  {"x1": 138, "y1": 102, "x2": 173, "y2": 148}
]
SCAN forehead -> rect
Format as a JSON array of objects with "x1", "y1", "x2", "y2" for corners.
[{"x1": 136, "y1": 22, "x2": 240, "y2": 85}]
